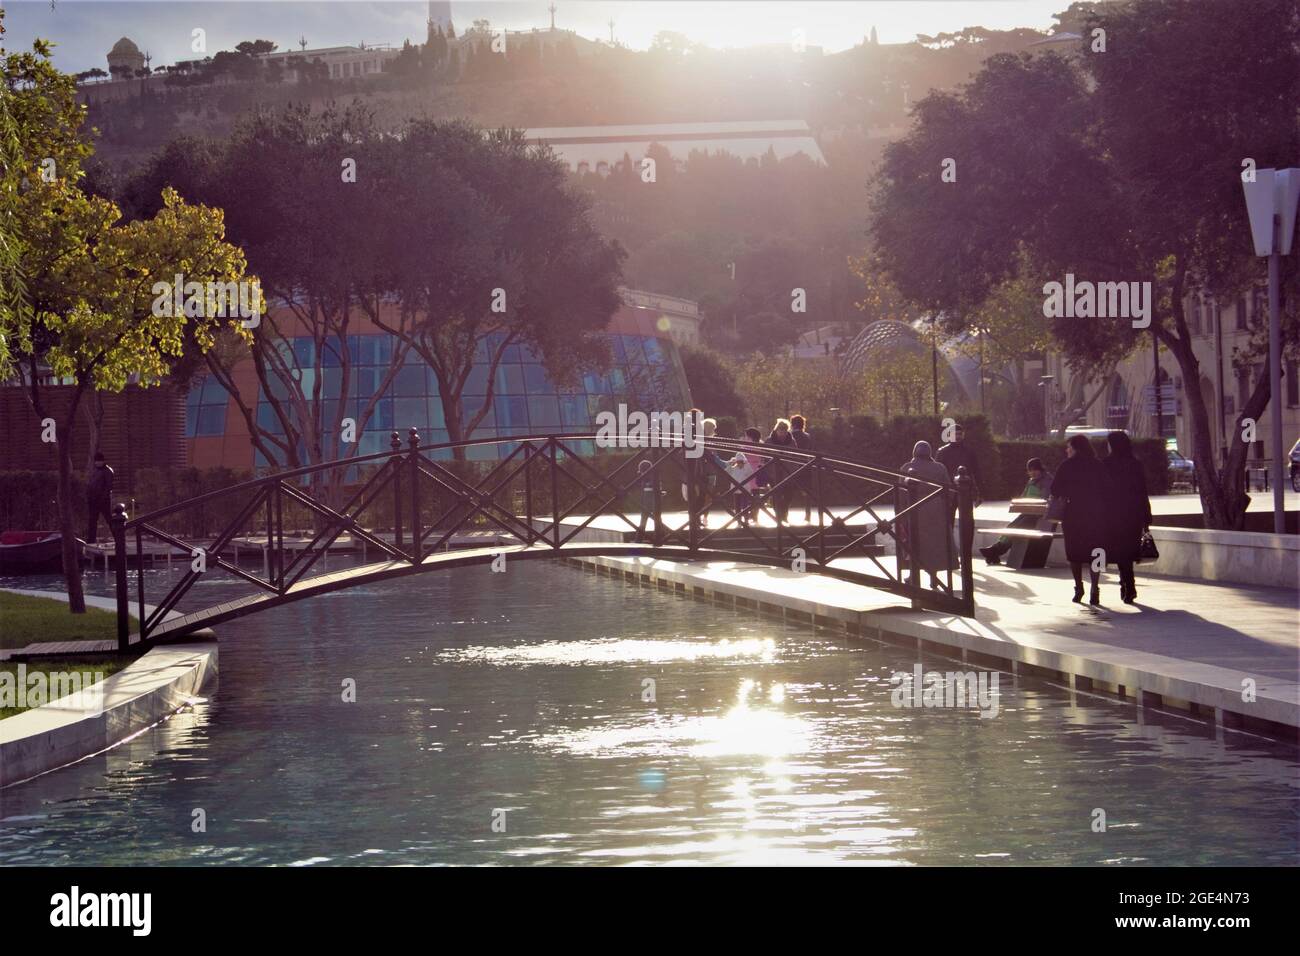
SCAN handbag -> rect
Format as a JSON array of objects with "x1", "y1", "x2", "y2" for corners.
[
  {"x1": 1137, "y1": 531, "x2": 1159, "y2": 562},
  {"x1": 1046, "y1": 496, "x2": 1067, "y2": 521}
]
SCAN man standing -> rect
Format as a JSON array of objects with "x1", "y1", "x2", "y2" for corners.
[
  {"x1": 935, "y1": 423, "x2": 981, "y2": 505},
  {"x1": 86, "y1": 452, "x2": 114, "y2": 544}
]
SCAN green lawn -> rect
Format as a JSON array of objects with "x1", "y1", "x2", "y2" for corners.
[
  {"x1": 0, "y1": 592, "x2": 139, "y2": 719},
  {"x1": 0, "y1": 659, "x2": 132, "y2": 720},
  {"x1": 0, "y1": 591, "x2": 136, "y2": 649}
]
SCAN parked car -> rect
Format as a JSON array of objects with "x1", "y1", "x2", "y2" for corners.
[
  {"x1": 1167, "y1": 449, "x2": 1195, "y2": 487},
  {"x1": 1290, "y1": 437, "x2": 1300, "y2": 492}
]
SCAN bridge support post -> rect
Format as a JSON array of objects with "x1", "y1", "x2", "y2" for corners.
[
  {"x1": 956, "y1": 466, "x2": 976, "y2": 616},
  {"x1": 391, "y1": 431, "x2": 404, "y2": 552},
  {"x1": 111, "y1": 503, "x2": 130, "y2": 652},
  {"x1": 686, "y1": 451, "x2": 698, "y2": 552},
  {"x1": 523, "y1": 443, "x2": 534, "y2": 545},
  {"x1": 409, "y1": 427, "x2": 422, "y2": 563}
]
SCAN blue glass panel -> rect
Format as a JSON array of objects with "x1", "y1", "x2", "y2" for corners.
[
  {"x1": 321, "y1": 367, "x2": 344, "y2": 398},
  {"x1": 583, "y1": 372, "x2": 611, "y2": 394},
  {"x1": 293, "y1": 338, "x2": 314, "y2": 366},
  {"x1": 495, "y1": 364, "x2": 525, "y2": 395},
  {"x1": 358, "y1": 431, "x2": 384, "y2": 456},
  {"x1": 465, "y1": 401, "x2": 493, "y2": 427},
  {"x1": 297, "y1": 368, "x2": 316, "y2": 396},
  {"x1": 464, "y1": 364, "x2": 489, "y2": 396},
  {"x1": 606, "y1": 367, "x2": 626, "y2": 393},
  {"x1": 197, "y1": 405, "x2": 225, "y2": 436},
  {"x1": 517, "y1": 342, "x2": 542, "y2": 363},
  {"x1": 611, "y1": 336, "x2": 627, "y2": 362},
  {"x1": 184, "y1": 405, "x2": 198, "y2": 436},
  {"x1": 527, "y1": 395, "x2": 560, "y2": 427},
  {"x1": 524, "y1": 364, "x2": 553, "y2": 394},
  {"x1": 354, "y1": 367, "x2": 379, "y2": 398},
  {"x1": 394, "y1": 397, "x2": 428, "y2": 431},
  {"x1": 320, "y1": 339, "x2": 343, "y2": 367},
  {"x1": 559, "y1": 395, "x2": 587, "y2": 428},
  {"x1": 642, "y1": 336, "x2": 666, "y2": 364},
  {"x1": 257, "y1": 402, "x2": 284, "y2": 435},
  {"x1": 395, "y1": 364, "x2": 425, "y2": 397},
  {"x1": 495, "y1": 396, "x2": 528, "y2": 429},
  {"x1": 371, "y1": 397, "x2": 394, "y2": 430},
  {"x1": 622, "y1": 335, "x2": 646, "y2": 363}
]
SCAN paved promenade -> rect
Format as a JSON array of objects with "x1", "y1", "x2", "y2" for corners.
[{"x1": 574, "y1": 551, "x2": 1299, "y2": 738}]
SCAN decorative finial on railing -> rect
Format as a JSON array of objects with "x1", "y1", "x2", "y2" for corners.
[
  {"x1": 408, "y1": 426, "x2": 420, "y2": 451},
  {"x1": 391, "y1": 430, "x2": 402, "y2": 454}
]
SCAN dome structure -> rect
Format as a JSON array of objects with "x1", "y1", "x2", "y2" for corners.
[
  {"x1": 840, "y1": 319, "x2": 971, "y2": 404},
  {"x1": 107, "y1": 37, "x2": 146, "y2": 76}
]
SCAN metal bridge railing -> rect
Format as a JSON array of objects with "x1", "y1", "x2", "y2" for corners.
[{"x1": 108, "y1": 430, "x2": 976, "y2": 649}]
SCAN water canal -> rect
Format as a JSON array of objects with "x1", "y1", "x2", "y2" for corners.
[{"x1": 1, "y1": 562, "x2": 1296, "y2": 865}]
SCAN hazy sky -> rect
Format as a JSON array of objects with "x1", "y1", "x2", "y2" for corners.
[{"x1": 3, "y1": 1, "x2": 1066, "y2": 74}]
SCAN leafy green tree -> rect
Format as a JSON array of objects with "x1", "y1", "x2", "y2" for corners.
[
  {"x1": 680, "y1": 346, "x2": 745, "y2": 421},
  {"x1": 7, "y1": 32, "x2": 256, "y2": 612},
  {"x1": 126, "y1": 106, "x2": 409, "y2": 502},
  {"x1": 368, "y1": 120, "x2": 625, "y2": 458},
  {"x1": 867, "y1": 0, "x2": 1300, "y2": 529}
]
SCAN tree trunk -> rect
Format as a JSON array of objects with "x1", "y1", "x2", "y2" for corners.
[
  {"x1": 1163, "y1": 316, "x2": 1254, "y2": 531},
  {"x1": 57, "y1": 431, "x2": 87, "y2": 614}
]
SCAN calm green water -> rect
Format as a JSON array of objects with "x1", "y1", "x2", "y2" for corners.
[{"x1": 0, "y1": 562, "x2": 1296, "y2": 865}]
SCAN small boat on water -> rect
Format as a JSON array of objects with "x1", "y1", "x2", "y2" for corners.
[{"x1": 0, "y1": 531, "x2": 83, "y2": 574}]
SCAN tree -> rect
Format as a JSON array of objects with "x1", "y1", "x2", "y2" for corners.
[
  {"x1": 125, "y1": 106, "x2": 410, "y2": 503},
  {"x1": 680, "y1": 346, "x2": 745, "y2": 420},
  {"x1": 8, "y1": 34, "x2": 257, "y2": 612},
  {"x1": 235, "y1": 39, "x2": 278, "y2": 57},
  {"x1": 368, "y1": 120, "x2": 625, "y2": 458},
  {"x1": 867, "y1": 0, "x2": 1300, "y2": 529}
]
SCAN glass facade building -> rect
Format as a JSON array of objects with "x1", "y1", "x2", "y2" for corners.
[{"x1": 186, "y1": 294, "x2": 697, "y2": 471}]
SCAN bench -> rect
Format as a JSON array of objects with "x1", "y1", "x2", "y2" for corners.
[
  {"x1": 976, "y1": 525, "x2": 1059, "y2": 569},
  {"x1": 1246, "y1": 460, "x2": 1272, "y2": 492}
]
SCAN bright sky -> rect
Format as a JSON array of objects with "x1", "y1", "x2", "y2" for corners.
[{"x1": 3, "y1": 1, "x2": 1066, "y2": 74}]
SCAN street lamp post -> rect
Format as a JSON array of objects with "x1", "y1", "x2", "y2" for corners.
[{"x1": 1242, "y1": 168, "x2": 1300, "y2": 534}]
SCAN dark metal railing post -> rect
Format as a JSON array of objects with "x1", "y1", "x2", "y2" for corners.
[
  {"x1": 135, "y1": 525, "x2": 145, "y2": 638},
  {"x1": 686, "y1": 450, "x2": 698, "y2": 552},
  {"x1": 408, "y1": 427, "x2": 422, "y2": 563},
  {"x1": 652, "y1": 456, "x2": 663, "y2": 548},
  {"x1": 390, "y1": 431, "x2": 404, "y2": 552},
  {"x1": 956, "y1": 466, "x2": 976, "y2": 616},
  {"x1": 523, "y1": 442, "x2": 534, "y2": 545},
  {"x1": 549, "y1": 438, "x2": 560, "y2": 548},
  {"x1": 815, "y1": 456, "x2": 826, "y2": 568},
  {"x1": 111, "y1": 503, "x2": 129, "y2": 652}
]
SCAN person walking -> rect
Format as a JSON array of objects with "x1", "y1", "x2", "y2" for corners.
[
  {"x1": 85, "y1": 452, "x2": 114, "y2": 545},
  {"x1": 1049, "y1": 435, "x2": 1111, "y2": 605},
  {"x1": 764, "y1": 418, "x2": 797, "y2": 523},
  {"x1": 1102, "y1": 431, "x2": 1152, "y2": 604},
  {"x1": 790, "y1": 414, "x2": 814, "y2": 522},
  {"x1": 898, "y1": 440, "x2": 953, "y2": 589},
  {"x1": 979, "y1": 458, "x2": 1053, "y2": 565}
]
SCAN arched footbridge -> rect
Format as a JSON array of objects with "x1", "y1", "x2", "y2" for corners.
[{"x1": 106, "y1": 431, "x2": 977, "y2": 648}]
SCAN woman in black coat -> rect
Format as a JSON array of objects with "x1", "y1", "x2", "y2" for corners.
[
  {"x1": 1049, "y1": 434, "x2": 1111, "y2": 605},
  {"x1": 1102, "y1": 431, "x2": 1152, "y2": 604}
]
